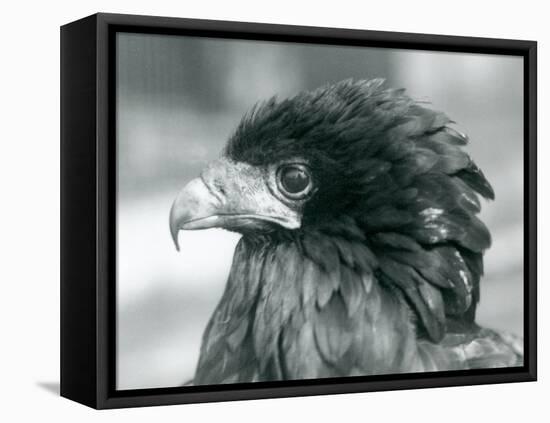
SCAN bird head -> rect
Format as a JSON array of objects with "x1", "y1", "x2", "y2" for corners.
[
  {"x1": 169, "y1": 79, "x2": 494, "y2": 341},
  {"x1": 168, "y1": 79, "x2": 398, "y2": 244}
]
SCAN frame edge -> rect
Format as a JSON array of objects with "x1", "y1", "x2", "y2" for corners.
[{"x1": 60, "y1": 13, "x2": 100, "y2": 409}]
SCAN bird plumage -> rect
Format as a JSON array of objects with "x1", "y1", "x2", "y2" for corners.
[{"x1": 170, "y1": 79, "x2": 523, "y2": 385}]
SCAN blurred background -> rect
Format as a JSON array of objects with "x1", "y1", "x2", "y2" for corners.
[{"x1": 116, "y1": 33, "x2": 523, "y2": 390}]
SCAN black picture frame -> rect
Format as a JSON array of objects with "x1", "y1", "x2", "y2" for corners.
[{"x1": 60, "y1": 12, "x2": 537, "y2": 409}]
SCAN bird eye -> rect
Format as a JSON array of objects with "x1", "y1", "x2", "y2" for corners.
[{"x1": 277, "y1": 164, "x2": 313, "y2": 199}]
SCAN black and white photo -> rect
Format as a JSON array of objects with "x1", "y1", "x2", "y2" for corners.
[{"x1": 117, "y1": 32, "x2": 525, "y2": 389}]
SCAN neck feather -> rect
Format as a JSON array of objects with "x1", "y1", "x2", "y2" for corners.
[{"x1": 218, "y1": 232, "x2": 420, "y2": 379}]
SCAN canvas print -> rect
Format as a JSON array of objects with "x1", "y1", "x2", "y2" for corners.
[{"x1": 116, "y1": 33, "x2": 524, "y2": 390}]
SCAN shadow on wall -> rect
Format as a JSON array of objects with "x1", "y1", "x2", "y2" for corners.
[{"x1": 36, "y1": 381, "x2": 60, "y2": 396}]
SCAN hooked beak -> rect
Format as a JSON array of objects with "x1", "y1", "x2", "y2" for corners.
[
  {"x1": 169, "y1": 158, "x2": 301, "y2": 251},
  {"x1": 169, "y1": 177, "x2": 222, "y2": 251}
]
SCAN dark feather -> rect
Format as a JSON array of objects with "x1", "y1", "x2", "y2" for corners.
[
  {"x1": 456, "y1": 163, "x2": 495, "y2": 200},
  {"x1": 313, "y1": 293, "x2": 355, "y2": 364}
]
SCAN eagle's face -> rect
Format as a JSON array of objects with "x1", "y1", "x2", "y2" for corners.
[
  {"x1": 169, "y1": 156, "x2": 317, "y2": 246},
  {"x1": 169, "y1": 84, "x2": 364, "y2": 245},
  {"x1": 168, "y1": 132, "x2": 374, "y2": 247}
]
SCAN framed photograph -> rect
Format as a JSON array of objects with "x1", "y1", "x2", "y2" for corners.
[{"x1": 60, "y1": 13, "x2": 537, "y2": 409}]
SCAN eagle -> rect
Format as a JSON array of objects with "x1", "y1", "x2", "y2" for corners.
[{"x1": 169, "y1": 79, "x2": 523, "y2": 385}]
